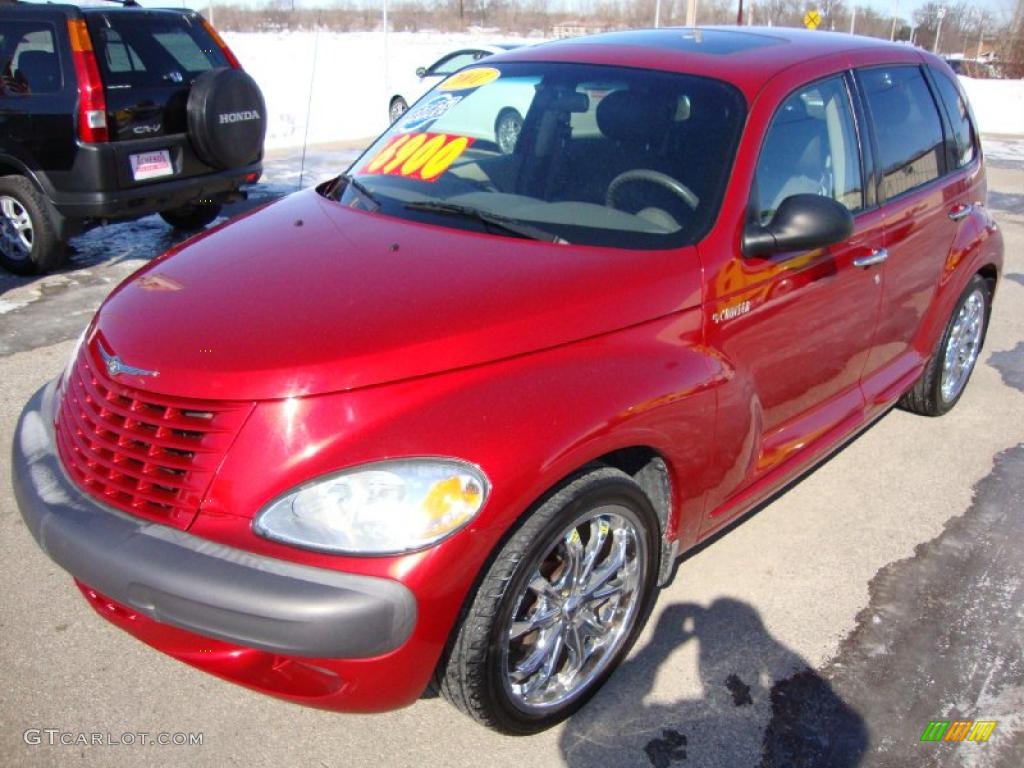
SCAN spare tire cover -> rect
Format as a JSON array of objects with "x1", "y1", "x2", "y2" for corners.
[{"x1": 187, "y1": 68, "x2": 267, "y2": 169}]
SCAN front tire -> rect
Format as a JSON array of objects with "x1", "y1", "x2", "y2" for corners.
[
  {"x1": 900, "y1": 273, "x2": 992, "y2": 416},
  {"x1": 160, "y1": 203, "x2": 222, "y2": 231},
  {"x1": 0, "y1": 175, "x2": 64, "y2": 275},
  {"x1": 438, "y1": 467, "x2": 659, "y2": 734}
]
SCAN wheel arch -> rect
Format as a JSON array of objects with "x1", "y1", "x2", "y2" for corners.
[
  {"x1": 429, "y1": 443, "x2": 680, "y2": 692},
  {"x1": 0, "y1": 155, "x2": 45, "y2": 194}
]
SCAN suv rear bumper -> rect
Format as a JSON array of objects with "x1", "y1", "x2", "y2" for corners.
[
  {"x1": 12, "y1": 380, "x2": 417, "y2": 660},
  {"x1": 42, "y1": 135, "x2": 262, "y2": 221},
  {"x1": 47, "y1": 163, "x2": 261, "y2": 221}
]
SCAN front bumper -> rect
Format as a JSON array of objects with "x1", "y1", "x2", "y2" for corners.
[{"x1": 12, "y1": 380, "x2": 417, "y2": 660}]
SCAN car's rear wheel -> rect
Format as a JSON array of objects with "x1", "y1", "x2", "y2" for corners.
[
  {"x1": 0, "y1": 175, "x2": 64, "y2": 275},
  {"x1": 900, "y1": 273, "x2": 992, "y2": 416},
  {"x1": 160, "y1": 203, "x2": 222, "y2": 231},
  {"x1": 438, "y1": 467, "x2": 659, "y2": 733},
  {"x1": 389, "y1": 97, "x2": 408, "y2": 124},
  {"x1": 495, "y1": 108, "x2": 523, "y2": 155}
]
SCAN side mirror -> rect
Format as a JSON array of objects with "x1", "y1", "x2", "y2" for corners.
[
  {"x1": 742, "y1": 194, "x2": 854, "y2": 257},
  {"x1": 415, "y1": 66, "x2": 427, "y2": 78}
]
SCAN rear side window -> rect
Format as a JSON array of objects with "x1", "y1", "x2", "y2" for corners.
[
  {"x1": 859, "y1": 66, "x2": 944, "y2": 200},
  {"x1": 0, "y1": 23, "x2": 61, "y2": 95},
  {"x1": 87, "y1": 14, "x2": 228, "y2": 87},
  {"x1": 753, "y1": 75, "x2": 863, "y2": 225},
  {"x1": 929, "y1": 67, "x2": 977, "y2": 170}
]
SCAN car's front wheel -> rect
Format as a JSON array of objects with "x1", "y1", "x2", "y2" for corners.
[{"x1": 438, "y1": 466, "x2": 659, "y2": 733}]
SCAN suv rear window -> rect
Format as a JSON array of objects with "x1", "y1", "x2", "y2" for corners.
[{"x1": 86, "y1": 13, "x2": 228, "y2": 87}]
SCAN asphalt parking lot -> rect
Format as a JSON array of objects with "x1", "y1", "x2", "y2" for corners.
[{"x1": 1, "y1": 144, "x2": 1022, "y2": 768}]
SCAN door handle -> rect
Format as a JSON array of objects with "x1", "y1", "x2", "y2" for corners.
[
  {"x1": 853, "y1": 249, "x2": 888, "y2": 268},
  {"x1": 948, "y1": 203, "x2": 973, "y2": 221}
]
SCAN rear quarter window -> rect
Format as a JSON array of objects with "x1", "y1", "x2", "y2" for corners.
[
  {"x1": 928, "y1": 66, "x2": 977, "y2": 170},
  {"x1": 859, "y1": 65, "x2": 945, "y2": 200},
  {"x1": 87, "y1": 14, "x2": 228, "y2": 87}
]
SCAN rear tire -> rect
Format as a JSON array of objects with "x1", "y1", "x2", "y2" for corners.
[
  {"x1": 495, "y1": 109, "x2": 523, "y2": 155},
  {"x1": 0, "y1": 175, "x2": 64, "y2": 275},
  {"x1": 900, "y1": 273, "x2": 991, "y2": 416},
  {"x1": 160, "y1": 203, "x2": 222, "y2": 231},
  {"x1": 438, "y1": 467, "x2": 659, "y2": 734},
  {"x1": 389, "y1": 96, "x2": 408, "y2": 124}
]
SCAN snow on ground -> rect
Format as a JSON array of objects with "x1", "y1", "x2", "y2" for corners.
[
  {"x1": 959, "y1": 77, "x2": 1024, "y2": 137},
  {"x1": 224, "y1": 29, "x2": 1024, "y2": 150},
  {"x1": 226, "y1": 31, "x2": 539, "y2": 150}
]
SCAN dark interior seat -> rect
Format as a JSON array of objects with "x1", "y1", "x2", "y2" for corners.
[{"x1": 16, "y1": 50, "x2": 61, "y2": 94}]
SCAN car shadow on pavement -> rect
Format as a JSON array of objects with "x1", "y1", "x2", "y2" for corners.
[{"x1": 559, "y1": 599, "x2": 867, "y2": 768}]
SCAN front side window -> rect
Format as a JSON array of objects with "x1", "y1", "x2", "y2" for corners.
[
  {"x1": 429, "y1": 51, "x2": 488, "y2": 77},
  {"x1": 0, "y1": 24, "x2": 61, "y2": 95},
  {"x1": 929, "y1": 67, "x2": 977, "y2": 170},
  {"x1": 331, "y1": 61, "x2": 746, "y2": 250},
  {"x1": 860, "y1": 66, "x2": 944, "y2": 200},
  {"x1": 753, "y1": 76, "x2": 863, "y2": 226}
]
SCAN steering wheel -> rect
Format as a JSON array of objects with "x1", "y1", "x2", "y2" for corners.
[{"x1": 606, "y1": 169, "x2": 700, "y2": 211}]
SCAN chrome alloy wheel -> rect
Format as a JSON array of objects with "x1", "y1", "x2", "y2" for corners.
[
  {"x1": 502, "y1": 508, "x2": 646, "y2": 712},
  {"x1": 941, "y1": 288, "x2": 985, "y2": 402},
  {"x1": 0, "y1": 195, "x2": 33, "y2": 260}
]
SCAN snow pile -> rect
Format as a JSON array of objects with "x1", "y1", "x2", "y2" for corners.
[
  {"x1": 959, "y1": 77, "x2": 1024, "y2": 137},
  {"x1": 226, "y1": 30, "x2": 1024, "y2": 149},
  {"x1": 226, "y1": 31, "x2": 536, "y2": 150}
]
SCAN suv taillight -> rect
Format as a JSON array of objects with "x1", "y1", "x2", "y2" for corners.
[
  {"x1": 67, "y1": 19, "x2": 108, "y2": 143},
  {"x1": 200, "y1": 17, "x2": 241, "y2": 69}
]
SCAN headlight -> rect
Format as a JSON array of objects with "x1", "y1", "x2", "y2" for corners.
[{"x1": 253, "y1": 459, "x2": 490, "y2": 554}]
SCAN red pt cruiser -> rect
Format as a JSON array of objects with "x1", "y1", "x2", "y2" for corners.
[{"x1": 13, "y1": 28, "x2": 1003, "y2": 733}]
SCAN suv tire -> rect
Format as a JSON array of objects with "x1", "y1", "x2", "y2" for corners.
[
  {"x1": 160, "y1": 203, "x2": 222, "y2": 231},
  {"x1": 0, "y1": 175, "x2": 64, "y2": 275},
  {"x1": 186, "y1": 68, "x2": 267, "y2": 170}
]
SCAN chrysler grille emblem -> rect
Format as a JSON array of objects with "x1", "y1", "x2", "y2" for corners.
[{"x1": 98, "y1": 343, "x2": 159, "y2": 378}]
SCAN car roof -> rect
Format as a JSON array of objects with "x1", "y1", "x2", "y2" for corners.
[{"x1": 498, "y1": 26, "x2": 936, "y2": 98}]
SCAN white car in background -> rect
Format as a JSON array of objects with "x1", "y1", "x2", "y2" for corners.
[{"x1": 388, "y1": 44, "x2": 526, "y2": 151}]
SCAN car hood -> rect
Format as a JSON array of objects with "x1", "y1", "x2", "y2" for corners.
[{"x1": 91, "y1": 189, "x2": 700, "y2": 401}]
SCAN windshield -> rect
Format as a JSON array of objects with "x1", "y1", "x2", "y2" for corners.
[{"x1": 333, "y1": 61, "x2": 746, "y2": 249}]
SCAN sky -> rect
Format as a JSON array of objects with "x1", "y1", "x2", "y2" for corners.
[{"x1": 23, "y1": 0, "x2": 1022, "y2": 27}]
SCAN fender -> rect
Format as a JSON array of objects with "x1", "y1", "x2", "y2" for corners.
[
  {"x1": 912, "y1": 197, "x2": 1003, "y2": 363},
  {"x1": 0, "y1": 151, "x2": 72, "y2": 239}
]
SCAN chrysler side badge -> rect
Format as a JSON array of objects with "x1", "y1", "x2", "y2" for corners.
[{"x1": 98, "y1": 343, "x2": 159, "y2": 378}]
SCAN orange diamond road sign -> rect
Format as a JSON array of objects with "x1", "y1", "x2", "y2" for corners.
[{"x1": 804, "y1": 9, "x2": 821, "y2": 29}]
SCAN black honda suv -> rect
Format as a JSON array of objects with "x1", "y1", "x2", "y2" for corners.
[{"x1": 0, "y1": 1, "x2": 266, "y2": 274}]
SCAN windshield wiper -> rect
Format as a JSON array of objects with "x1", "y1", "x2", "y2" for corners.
[
  {"x1": 404, "y1": 201, "x2": 568, "y2": 244},
  {"x1": 338, "y1": 173, "x2": 381, "y2": 210}
]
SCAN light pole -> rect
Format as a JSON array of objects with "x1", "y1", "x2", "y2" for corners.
[
  {"x1": 933, "y1": 6, "x2": 946, "y2": 54},
  {"x1": 687, "y1": 0, "x2": 698, "y2": 26}
]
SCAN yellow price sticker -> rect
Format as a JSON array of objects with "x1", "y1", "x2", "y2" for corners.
[
  {"x1": 438, "y1": 67, "x2": 501, "y2": 92},
  {"x1": 362, "y1": 132, "x2": 474, "y2": 182}
]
